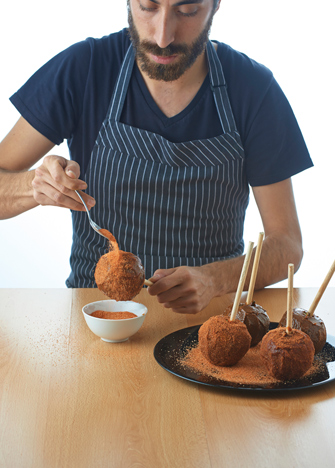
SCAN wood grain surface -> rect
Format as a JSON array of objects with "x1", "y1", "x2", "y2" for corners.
[{"x1": 0, "y1": 287, "x2": 334, "y2": 468}]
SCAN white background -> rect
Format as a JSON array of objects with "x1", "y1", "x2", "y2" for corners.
[{"x1": 0, "y1": 0, "x2": 334, "y2": 291}]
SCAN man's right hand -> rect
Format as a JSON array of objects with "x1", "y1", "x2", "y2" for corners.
[
  {"x1": 32, "y1": 155, "x2": 96, "y2": 211},
  {"x1": 0, "y1": 117, "x2": 96, "y2": 219}
]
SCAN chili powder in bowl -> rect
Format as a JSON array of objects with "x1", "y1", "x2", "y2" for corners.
[{"x1": 82, "y1": 299, "x2": 147, "y2": 343}]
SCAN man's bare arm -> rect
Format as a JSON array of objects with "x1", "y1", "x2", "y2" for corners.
[
  {"x1": 211, "y1": 177, "x2": 303, "y2": 294},
  {"x1": 0, "y1": 117, "x2": 95, "y2": 219},
  {"x1": 0, "y1": 117, "x2": 52, "y2": 219},
  {"x1": 148, "y1": 178, "x2": 303, "y2": 313},
  {"x1": 249, "y1": 178, "x2": 303, "y2": 289}
]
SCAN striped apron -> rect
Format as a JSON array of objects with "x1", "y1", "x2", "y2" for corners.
[{"x1": 66, "y1": 41, "x2": 249, "y2": 288}]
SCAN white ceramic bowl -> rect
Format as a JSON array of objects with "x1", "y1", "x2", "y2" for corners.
[{"x1": 82, "y1": 300, "x2": 147, "y2": 342}]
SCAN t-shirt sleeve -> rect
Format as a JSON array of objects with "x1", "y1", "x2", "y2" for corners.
[
  {"x1": 244, "y1": 75, "x2": 313, "y2": 186},
  {"x1": 10, "y1": 41, "x2": 91, "y2": 145}
]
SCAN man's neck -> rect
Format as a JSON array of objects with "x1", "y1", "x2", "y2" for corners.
[{"x1": 136, "y1": 49, "x2": 209, "y2": 118}]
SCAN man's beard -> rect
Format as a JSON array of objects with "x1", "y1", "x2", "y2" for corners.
[{"x1": 127, "y1": 7, "x2": 215, "y2": 82}]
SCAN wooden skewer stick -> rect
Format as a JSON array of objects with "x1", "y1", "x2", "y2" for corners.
[
  {"x1": 230, "y1": 241, "x2": 254, "y2": 321},
  {"x1": 308, "y1": 258, "x2": 335, "y2": 316},
  {"x1": 144, "y1": 279, "x2": 153, "y2": 286},
  {"x1": 246, "y1": 232, "x2": 264, "y2": 304},
  {"x1": 286, "y1": 263, "x2": 294, "y2": 335}
]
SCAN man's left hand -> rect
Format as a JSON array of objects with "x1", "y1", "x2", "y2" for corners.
[{"x1": 147, "y1": 265, "x2": 217, "y2": 314}]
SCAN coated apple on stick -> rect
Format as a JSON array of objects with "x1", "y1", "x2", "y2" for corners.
[
  {"x1": 225, "y1": 233, "x2": 270, "y2": 346},
  {"x1": 198, "y1": 242, "x2": 254, "y2": 366},
  {"x1": 278, "y1": 258, "x2": 335, "y2": 353},
  {"x1": 260, "y1": 264, "x2": 314, "y2": 381}
]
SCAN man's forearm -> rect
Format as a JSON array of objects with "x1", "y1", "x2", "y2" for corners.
[
  {"x1": 252, "y1": 233, "x2": 303, "y2": 290},
  {"x1": 0, "y1": 169, "x2": 38, "y2": 219},
  {"x1": 205, "y1": 233, "x2": 303, "y2": 298}
]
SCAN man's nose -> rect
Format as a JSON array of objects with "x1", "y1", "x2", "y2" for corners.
[{"x1": 153, "y1": 10, "x2": 176, "y2": 49}]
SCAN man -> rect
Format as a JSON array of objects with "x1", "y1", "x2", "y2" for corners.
[{"x1": 0, "y1": 0, "x2": 312, "y2": 313}]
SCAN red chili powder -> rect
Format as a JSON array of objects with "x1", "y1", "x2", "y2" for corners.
[
  {"x1": 180, "y1": 343, "x2": 321, "y2": 386},
  {"x1": 98, "y1": 228, "x2": 119, "y2": 251},
  {"x1": 91, "y1": 310, "x2": 137, "y2": 320}
]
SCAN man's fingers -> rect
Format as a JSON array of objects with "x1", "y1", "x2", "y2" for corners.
[
  {"x1": 74, "y1": 190, "x2": 96, "y2": 208},
  {"x1": 32, "y1": 180, "x2": 87, "y2": 210},
  {"x1": 150, "y1": 267, "x2": 177, "y2": 281},
  {"x1": 32, "y1": 156, "x2": 96, "y2": 210},
  {"x1": 65, "y1": 164, "x2": 80, "y2": 180},
  {"x1": 148, "y1": 265, "x2": 213, "y2": 315},
  {"x1": 43, "y1": 155, "x2": 87, "y2": 190},
  {"x1": 148, "y1": 268, "x2": 179, "y2": 294}
]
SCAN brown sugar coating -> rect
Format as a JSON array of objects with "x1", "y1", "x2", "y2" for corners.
[
  {"x1": 95, "y1": 249, "x2": 145, "y2": 301},
  {"x1": 91, "y1": 310, "x2": 137, "y2": 320},
  {"x1": 198, "y1": 315, "x2": 252, "y2": 367},
  {"x1": 278, "y1": 307, "x2": 327, "y2": 354},
  {"x1": 260, "y1": 328, "x2": 314, "y2": 381},
  {"x1": 225, "y1": 301, "x2": 270, "y2": 347}
]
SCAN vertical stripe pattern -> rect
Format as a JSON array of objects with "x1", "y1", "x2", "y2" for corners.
[{"x1": 66, "y1": 41, "x2": 249, "y2": 288}]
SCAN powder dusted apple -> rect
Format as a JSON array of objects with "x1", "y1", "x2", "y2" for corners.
[
  {"x1": 198, "y1": 315, "x2": 251, "y2": 367},
  {"x1": 95, "y1": 249, "x2": 145, "y2": 301},
  {"x1": 94, "y1": 228, "x2": 145, "y2": 301},
  {"x1": 260, "y1": 328, "x2": 314, "y2": 381}
]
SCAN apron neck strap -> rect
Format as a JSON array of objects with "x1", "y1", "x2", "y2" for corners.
[
  {"x1": 206, "y1": 41, "x2": 237, "y2": 133},
  {"x1": 108, "y1": 44, "x2": 135, "y2": 122}
]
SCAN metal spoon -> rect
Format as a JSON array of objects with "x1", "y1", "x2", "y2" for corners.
[{"x1": 75, "y1": 190, "x2": 109, "y2": 240}]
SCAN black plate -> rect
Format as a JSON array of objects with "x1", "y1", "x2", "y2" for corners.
[{"x1": 153, "y1": 322, "x2": 335, "y2": 392}]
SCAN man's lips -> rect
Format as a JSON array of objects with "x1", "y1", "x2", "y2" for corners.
[{"x1": 149, "y1": 54, "x2": 178, "y2": 65}]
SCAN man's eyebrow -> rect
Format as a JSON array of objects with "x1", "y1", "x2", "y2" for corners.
[
  {"x1": 148, "y1": 0, "x2": 204, "y2": 5},
  {"x1": 174, "y1": 0, "x2": 204, "y2": 5}
]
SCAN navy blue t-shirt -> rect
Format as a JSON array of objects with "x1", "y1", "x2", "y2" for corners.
[{"x1": 10, "y1": 28, "x2": 313, "y2": 186}]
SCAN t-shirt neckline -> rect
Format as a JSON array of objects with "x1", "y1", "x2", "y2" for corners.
[{"x1": 134, "y1": 64, "x2": 210, "y2": 128}]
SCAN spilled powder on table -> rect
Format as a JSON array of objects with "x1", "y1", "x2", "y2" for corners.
[{"x1": 180, "y1": 342, "x2": 334, "y2": 387}]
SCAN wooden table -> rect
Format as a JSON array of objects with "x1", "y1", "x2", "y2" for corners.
[{"x1": 0, "y1": 287, "x2": 334, "y2": 467}]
